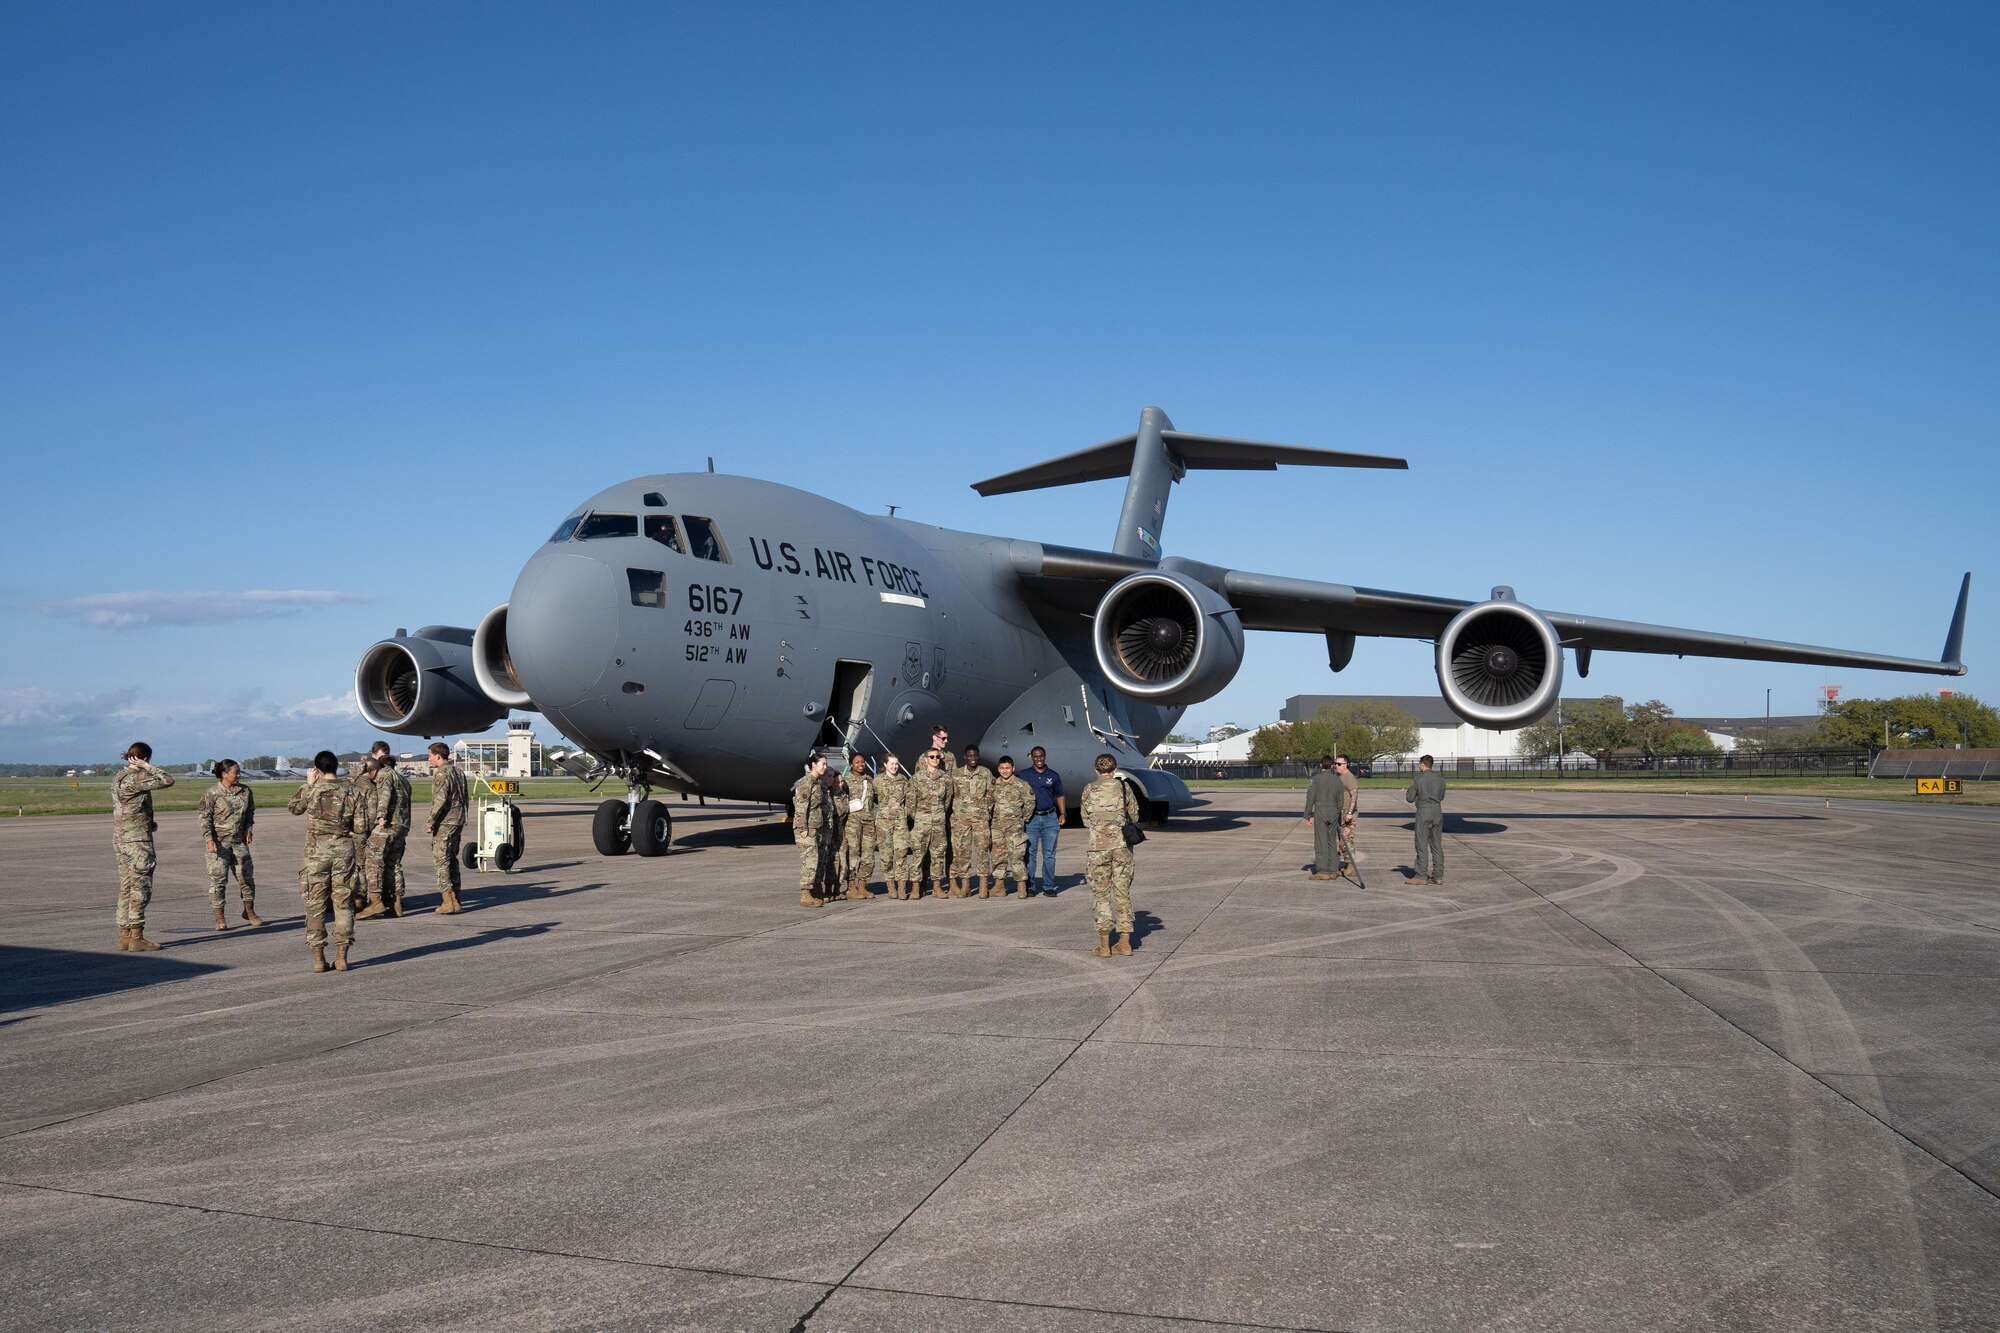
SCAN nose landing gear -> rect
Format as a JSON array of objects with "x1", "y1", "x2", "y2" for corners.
[{"x1": 593, "y1": 788, "x2": 672, "y2": 857}]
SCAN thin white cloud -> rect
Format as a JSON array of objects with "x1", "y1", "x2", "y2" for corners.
[
  {"x1": 0, "y1": 686, "x2": 368, "y2": 762},
  {"x1": 37, "y1": 589, "x2": 368, "y2": 629}
]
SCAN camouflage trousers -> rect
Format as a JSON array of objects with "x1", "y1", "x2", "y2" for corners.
[
  {"x1": 114, "y1": 836, "x2": 155, "y2": 929},
  {"x1": 300, "y1": 837, "x2": 357, "y2": 947},
  {"x1": 432, "y1": 823, "x2": 462, "y2": 892},
  {"x1": 990, "y1": 823, "x2": 1029, "y2": 885},
  {"x1": 1086, "y1": 845, "x2": 1135, "y2": 933},
  {"x1": 874, "y1": 816, "x2": 910, "y2": 881},
  {"x1": 839, "y1": 816, "x2": 875, "y2": 882},
  {"x1": 796, "y1": 831, "x2": 825, "y2": 892},
  {"x1": 204, "y1": 840, "x2": 256, "y2": 909},
  {"x1": 948, "y1": 816, "x2": 990, "y2": 877},
  {"x1": 907, "y1": 814, "x2": 948, "y2": 881},
  {"x1": 368, "y1": 830, "x2": 408, "y2": 907}
]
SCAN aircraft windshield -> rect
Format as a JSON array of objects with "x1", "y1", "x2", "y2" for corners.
[
  {"x1": 576, "y1": 513, "x2": 638, "y2": 540},
  {"x1": 644, "y1": 515, "x2": 684, "y2": 553},
  {"x1": 683, "y1": 515, "x2": 728, "y2": 563},
  {"x1": 549, "y1": 516, "x2": 582, "y2": 542}
]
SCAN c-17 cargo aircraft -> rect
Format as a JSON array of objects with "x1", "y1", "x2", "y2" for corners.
[{"x1": 355, "y1": 407, "x2": 1971, "y2": 859}]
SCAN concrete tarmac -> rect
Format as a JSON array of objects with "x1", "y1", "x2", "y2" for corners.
[{"x1": 2, "y1": 788, "x2": 1997, "y2": 1331}]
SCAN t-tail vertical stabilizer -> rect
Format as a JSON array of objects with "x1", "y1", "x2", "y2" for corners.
[{"x1": 970, "y1": 407, "x2": 1407, "y2": 559}]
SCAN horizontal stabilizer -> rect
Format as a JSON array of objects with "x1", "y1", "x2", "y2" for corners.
[{"x1": 972, "y1": 431, "x2": 1406, "y2": 497}]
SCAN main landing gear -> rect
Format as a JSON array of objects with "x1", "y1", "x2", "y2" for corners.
[{"x1": 593, "y1": 789, "x2": 672, "y2": 857}]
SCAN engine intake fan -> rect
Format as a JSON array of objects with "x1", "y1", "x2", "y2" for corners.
[
  {"x1": 1092, "y1": 571, "x2": 1245, "y2": 705},
  {"x1": 355, "y1": 626, "x2": 508, "y2": 736},
  {"x1": 1435, "y1": 599, "x2": 1563, "y2": 728}
]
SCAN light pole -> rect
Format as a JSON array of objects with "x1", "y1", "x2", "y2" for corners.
[{"x1": 1764, "y1": 688, "x2": 1771, "y2": 755}]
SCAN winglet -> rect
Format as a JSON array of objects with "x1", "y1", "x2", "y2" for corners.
[{"x1": 1942, "y1": 572, "x2": 1971, "y2": 672}]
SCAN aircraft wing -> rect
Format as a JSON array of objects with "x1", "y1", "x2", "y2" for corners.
[
  {"x1": 1011, "y1": 542, "x2": 1970, "y2": 678},
  {"x1": 1199, "y1": 562, "x2": 1970, "y2": 675}
]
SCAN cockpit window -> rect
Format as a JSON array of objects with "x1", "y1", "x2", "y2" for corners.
[
  {"x1": 682, "y1": 515, "x2": 728, "y2": 563},
  {"x1": 549, "y1": 516, "x2": 582, "y2": 542},
  {"x1": 644, "y1": 515, "x2": 684, "y2": 553},
  {"x1": 576, "y1": 513, "x2": 638, "y2": 540},
  {"x1": 627, "y1": 568, "x2": 666, "y2": 608}
]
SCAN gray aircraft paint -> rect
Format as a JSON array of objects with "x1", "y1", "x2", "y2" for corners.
[{"x1": 356, "y1": 407, "x2": 1970, "y2": 842}]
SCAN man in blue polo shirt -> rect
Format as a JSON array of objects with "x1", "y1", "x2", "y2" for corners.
[{"x1": 1021, "y1": 746, "x2": 1066, "y2": 897}]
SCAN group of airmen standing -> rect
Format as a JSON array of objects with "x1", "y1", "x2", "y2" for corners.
[
  {"x1": 788, "y1": 725, "x2": 1145, "y2": 956},
  {"x1": 109, "y1": 738, "x2": 474, "y2": 974}
]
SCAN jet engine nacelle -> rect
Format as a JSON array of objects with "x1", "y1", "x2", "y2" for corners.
[
  {"x1": 355, "y1": 626, "x2": 508, "y2": 736},
  {"x1": 1435, "y1": 599, "x2": 1564, "y2": 728},
  {"x1": 1092, "y1": 571, "x2": 1246, "y2": 705},
  {"x1": 472, "y1": 603, "x2": 533, "y2": 710}
]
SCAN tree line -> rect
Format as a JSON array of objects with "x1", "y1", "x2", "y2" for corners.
[{"x1": 1240, "y1": 692, "x2": 1997, "y2": 764}]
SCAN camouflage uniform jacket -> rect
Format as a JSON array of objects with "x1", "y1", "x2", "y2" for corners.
[
  {"x1": 792, "y1": 773, "x2": 834, "y2": 837},
  {"x1": 369, "y1": 767, "x2": 409, "y2": 831},
  {"x1": 430, "y1": 762, "x2": 467, "y2": 834},
  {"x1": 951, "y1": 764, "x2": 995, "y2": 820},
  {"x1": 874, "y1": 770, "x2": 912, "y2": 820},
  {"x1": 911, "y1": 766, "x2": 953, "y2": 819},
  {"x1": 197, "y1": 781, "x2": 255, "y2": 844},
  {"x1": 113, "y1": 765, "x2": 174, "y2": 841},
  {"x1": 1080, "y1": 774, "x2": 1140, "y2": 853},
  {"x1": 989, "y1": 775, "x2": 1034, "y2": 834},
  {"x1": 837, "y1": 771, "x2": 876, "y2": 825},
  {"x1": 289, "y1": 778, "x2": 361, "y2": 844}
]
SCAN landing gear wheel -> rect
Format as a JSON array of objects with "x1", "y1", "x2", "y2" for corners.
[
  {"x1": 460, "y1": 841, "x2": 478, "y2": 870},
  {"x1": 494, "y1": 842, "x2": 518, "y2": 871},
  {"x1": 631, "y1": 799, "x2": 672, "y2": 857},
  {"x1": 592, "y1": 798, "x2": 632, "y2": 856}
]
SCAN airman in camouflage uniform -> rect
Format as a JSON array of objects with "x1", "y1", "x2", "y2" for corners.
[
  {"x1": 792, "y1": 756, "x2": 835, "y2": 906},
  {"x1": 987, "y1": 756, "x2": 1035, "y2": 898},
  {"x1": 836, "y1": 754, "x2": 876, "y2": 901},
  {"x1": 909, "y1": 748, "x2": 954, "y2": 899},
  {"x1": 197, "y1": 760, "x2": 261, "y2": 930},
  {"x1": 873, "y1": 755, "x2": 914, "y2": 898},
  {"x1": 288, "y1": 752, "x2": 361, "y2": 972},
  {"x1": 348, "y1": 760, "x2": 378, "y2": 911},
  {"x1": 949, "y1": 745, "x2": 994, "y2": 897},
  {"x1": 358, "y1": 748, "x2": 411, "y2": 919},
  {"x1": 1080, "y1": 753, "x2": 1141, "y2": 956},
  {"x1": 426, "y1": 743, "x2": 467, "y2": 914},
  {"x1": 112, "y1": 742, "x2": 173, "y2": 951}
]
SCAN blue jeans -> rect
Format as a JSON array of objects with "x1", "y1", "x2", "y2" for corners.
[{"x1": 1025, "y1": 811, "x2": 1060, "y2": 893}]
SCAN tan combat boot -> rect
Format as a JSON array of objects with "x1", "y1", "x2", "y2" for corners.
[
  {"x1": 436, "y1": 889, "x2": 462, "y2": 915},
  {"x1": 116, "y1": 926, "x2": 133, "y2": 951},
  {"x1": 382, "y1": 896, "x2": 400, "y2": 918},
  {"x1": 212, "y1": 906, "x2": 229, "y2": 931},
  {"x1": 1091, "y1": 930, "x2": 1112, "y2": 957},
  {"x1": 1112, "y1": 933, "x2": 1133, "y2": 956},
  {"x1": 975, "y1": 875, "x2": 991, "y2": 898},
  {"x1": 311, "y1": 944, "x2": 328, "y2": 973},
  {"x1": 356, "y1": 896, "x2": 388, "y2": 920},
  {"x1": 333, "y1": 942, "x2": 350, "y2": 972},
  {"x1": 1011, "y1": 881, "x2": 1028, "y2": 899},
  {"x1": 242, "y1": 904, "x2": 264, "y2": 927},
  {"x1": 800, "y1": 888, "x2": 818, "y2": 907},
  {"x1": 129, "y1": 927, "x2": 161, "y2": 951}
]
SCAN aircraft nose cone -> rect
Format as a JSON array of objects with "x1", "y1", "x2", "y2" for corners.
[{"x1": 508, "y1": 553, "x2": 619, "y2": 709}]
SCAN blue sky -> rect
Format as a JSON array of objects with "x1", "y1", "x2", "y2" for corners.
[{"x1": 2, "y1": 1, "x2": 1994, "y2": 762}]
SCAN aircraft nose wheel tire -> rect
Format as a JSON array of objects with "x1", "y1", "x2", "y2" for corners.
[
  {"x1": 592, "y1": 798, "x2": 633, "y2": 856},
  {"x1": 631, "y1": 799, "x2": 672, "y2": 857}
]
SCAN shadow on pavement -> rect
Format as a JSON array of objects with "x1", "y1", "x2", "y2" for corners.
[
  {"x1": 455, "y1": 881, "x2": 608, "y2": 910},
  {"x1": 353, "y1": 922, "x2": 558, "y2": 969},
  {"x1": 0, "y1": 945, "x2": 225, "y2": 1014}
]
